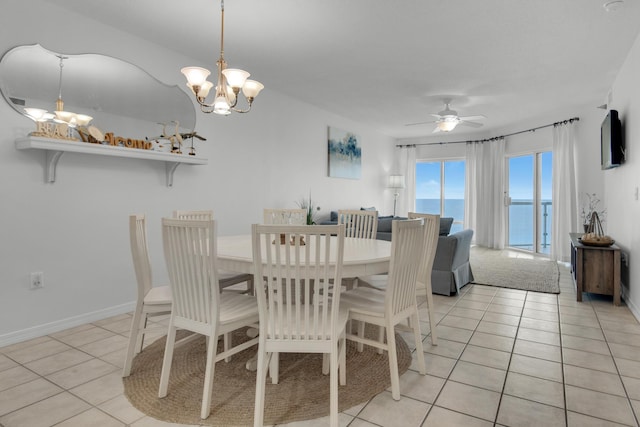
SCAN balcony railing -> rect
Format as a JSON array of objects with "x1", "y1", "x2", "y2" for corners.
[{"x1": 509, "y1": 200, "x2": 552, "y2": 254}]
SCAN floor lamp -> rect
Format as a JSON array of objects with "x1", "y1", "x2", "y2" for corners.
[{"x1": 388, "y1": 174, "x2": 405, "y2": 217}]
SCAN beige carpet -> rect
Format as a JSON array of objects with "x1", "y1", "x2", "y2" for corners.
[
  {"x1": 470, "y1": 247, "x2": 560, "y2": 293},
  {"x1": 123, "y1": 328, "x2": 411, "y2": 426}
]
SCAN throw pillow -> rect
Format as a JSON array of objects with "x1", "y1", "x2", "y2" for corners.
[
  {"x1": 439, "y1": 217, "x2": 454, "y2": 235},
  {"x1": 377, "y1": 217, "x2": 393, "y2": 232}
]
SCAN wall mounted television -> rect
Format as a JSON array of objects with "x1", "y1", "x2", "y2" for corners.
[{"x1": 601, "y1": 109, "x2": 624, "y2": 170}]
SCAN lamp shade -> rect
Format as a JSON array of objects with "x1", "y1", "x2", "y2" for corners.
[
  {"x1": 181, "y1": 66, "x2": 211, "y2": 87},
  {"x1": 388, "y1": 174, "x2": 405, "y2": 189},
  {"x1": 242, "y1": 79, "x2": 264, "y2": 99},
  {"x1": 221, "y1": 68, "x2": 250, "y2": 89}
]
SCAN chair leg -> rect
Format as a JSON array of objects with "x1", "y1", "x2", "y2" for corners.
[
  {"x1": 224, "y1": 332, "x2": 231, "y2": 363},
  {"x1": 200, "y1": 330, "x2": 218, "y2": 419},
  {"x1": 269, "y1": 352, "x2": 279, "y2": 384},
  {"x1": 122, "y1": 304, "x2": 144, "y2": 377},
  {"x1": 377, "y1": 325, "x2": 384, "y2": 355},
  {"x1": 425, "y1": 279, "x2": 438, "y2": 345},
  {"x1": 322, "y1": 353, "x2": 329, "y2": 375},
  {"x1": 339, "y1": 336, "x2": 347, "y2": 386},
  {"x1": 135, "y1": 314, "x2": 148, "y2": 353},
  {"x1": 330, "y1": 345, "x2": 339, "y2": 427},
  {"x1": 357, "y1": 320, "x2": 365, "y2": 352},
  {"x1": 411, "y1": 311, "x2": 427, "y2": 375},
  {"x1": 158, "y1": 322, "x2": 177, "y2": 398},
  {"x1": 254, "y1": 348, "x2": 270, "y2": 427},
  {"x1": 386, "y1": 323, "x2": 401, "y2": 400}
]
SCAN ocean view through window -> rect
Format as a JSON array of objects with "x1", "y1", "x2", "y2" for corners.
[
  {"x1": 415, "y1": 160, "x2": 465, "y2": 233},
  {"x1": 507, "y1": 152, "x2": 552, "y2": 254}
]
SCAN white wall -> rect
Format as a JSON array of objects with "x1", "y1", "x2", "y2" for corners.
[
  {"x1": 603, "y1": 29, "x2": 640, "y2": 318},
  {"x1": 0, "y1": 1, "x2": 395, "y2": 345}
]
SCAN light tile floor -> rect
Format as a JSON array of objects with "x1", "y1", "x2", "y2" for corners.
[{"x1": 2, "y1": 253, "x2": 640, "y2": 426}]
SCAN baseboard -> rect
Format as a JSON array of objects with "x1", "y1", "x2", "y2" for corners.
[
  {"x1": 0, "y1": 302, "x2": 135, "y2": 348},
  {"x1": 621, "y1": 284, "x2": 640, "y2": 322}
]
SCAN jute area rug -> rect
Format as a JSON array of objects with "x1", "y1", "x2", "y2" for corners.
[
  {"x1": 470, "y1": 247, "x2": 560, "y2": 294},
  {"x1": 123, "y1": 328, "x2": 411, "y2": 426}
]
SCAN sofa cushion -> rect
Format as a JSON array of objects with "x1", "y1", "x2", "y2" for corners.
[
  {"x1": 440, "y1": 217, "x2": 454, "y2": 235},
  {"x1": 377, "y1": 216, "x2": 394, "y2": 232}
]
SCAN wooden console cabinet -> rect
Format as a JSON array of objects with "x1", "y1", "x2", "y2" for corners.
[{"x1": 570, "y1": 233, "x2": 620, "y2": 306}]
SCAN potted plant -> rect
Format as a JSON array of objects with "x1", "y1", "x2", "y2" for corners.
[
  {"x1": 297, "y1": 193, "x2": 320, "y2": 225},
  {"x1": 580, "y1": 193, "x2": 606, "y2": 233}
]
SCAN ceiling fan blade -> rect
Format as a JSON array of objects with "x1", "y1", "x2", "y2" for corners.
[
  {"x1": 432, "y1": 126, "x2": 441, "y2": 133},
  {"x1": 404, "y1": 120, "x2": 437, "y2": 127},
  {"x1": 430, "y1": 114, "x2": 443, "y2": 119},
  {"x1": 458, "y1": 115, "x2": 486, "y2": 121},
  {"x1": 459, "y1": 120, "x2": 483, "y2": 128}
]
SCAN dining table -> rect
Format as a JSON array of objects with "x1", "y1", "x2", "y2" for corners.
[
  {"x1": 216, "y1": 234, "x2": 392, "y2": 370},
  {"x1": 216, "y1": 234, "x2": 392, "y2": 277}
]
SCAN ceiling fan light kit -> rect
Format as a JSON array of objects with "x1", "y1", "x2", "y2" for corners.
[{"x1": 405, "y1": 100, "x2": 486, "y2": 133}]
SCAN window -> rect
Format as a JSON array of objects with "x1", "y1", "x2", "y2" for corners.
[{"x1": 415, "y1": 160, "x2": 465, "y2": 233}]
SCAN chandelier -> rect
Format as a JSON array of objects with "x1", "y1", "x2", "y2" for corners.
[
  {"x1": 23, "y1": 55, "x2": 93, "y2": 127},
  {"x1": 181, "y1": 0, "x2": 264, "y2": 115}
]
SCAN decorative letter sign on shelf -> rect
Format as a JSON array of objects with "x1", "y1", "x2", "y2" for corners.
[{"x1": 15, "y1": 136, "x2": 208, "y2": 187}]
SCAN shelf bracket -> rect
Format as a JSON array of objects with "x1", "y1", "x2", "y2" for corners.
[
  {"x1": 45, "y1": 150, "x2": 64, "y2": 183},
  {"x1": 165, "y1": 162, "x2": 180, "y2": 187}
]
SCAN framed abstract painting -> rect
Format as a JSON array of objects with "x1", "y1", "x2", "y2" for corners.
[{"x1": 327, "y1": 126, "x2": 361, "y2": 179}]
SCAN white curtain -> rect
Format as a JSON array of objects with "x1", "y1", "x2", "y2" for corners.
[
  {"x1": 465, "y1": 138, "x2": 506, "y2": 249},
  {"x1": 551, "y1": 121, "x2": 578, "y2": 262},
  {"x1": 398, "y1": 145, "x2": 416, "y2": 216}
]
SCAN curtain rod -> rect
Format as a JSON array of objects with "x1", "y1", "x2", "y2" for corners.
[{"x1": 396, "y1": 116, "x2": 580, "y2": 147}]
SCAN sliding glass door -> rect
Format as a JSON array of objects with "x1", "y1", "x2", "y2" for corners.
[
  {"x1": 415, "y1": 160, "x2": 465, "y2": 233},
  {"x1": 507, "y1": 152, "x2": 552, "y2": 254}
]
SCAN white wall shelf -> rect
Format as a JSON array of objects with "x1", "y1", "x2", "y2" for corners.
[{"x1": 15, "y1": 136, "x2": 208, "y2": 187}]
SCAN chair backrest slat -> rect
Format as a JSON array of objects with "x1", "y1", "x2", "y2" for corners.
[
  {"x1": 337, "y1": 209, "x2": 378, "y2": 239},
  {"x1": 129, "y1": 214, "x2": 153, "y2": 300},
  {"x1": 408, "y1": 213, "x2": 441, "y2": 286},
  {"x1": 162, "y1": 218, "x2": 219, "y2": 326},
  {"x1": 252, "y1": 224, "x2": 345, "y2": 342},
  {"x1": 263, "y1": 208, "x2": 307, "y2": 225},
  {"x1": 385, "y1": 218, "x2": 432, "y2": 317},
  {"x1": 173, "y1": 210, "x2": 214, "y2": 220}
]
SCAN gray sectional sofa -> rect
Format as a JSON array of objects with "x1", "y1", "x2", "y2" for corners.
[{"x1": 321, "y1": 211, "x2": 474, "y2": 296}]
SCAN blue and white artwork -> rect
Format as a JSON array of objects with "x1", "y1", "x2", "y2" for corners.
[{"x1": 328, "y1": 126, "x2": 361, "y2": 179}]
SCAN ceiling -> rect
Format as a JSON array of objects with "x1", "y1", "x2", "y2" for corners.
[{"x1": 43, "y1": 0, "x2": 640, "y2": 139}]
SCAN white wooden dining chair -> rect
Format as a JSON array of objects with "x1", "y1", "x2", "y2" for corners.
[
  {"x1": 123, "y1": 214, "x2": 172, "y2": 378},
  {"x1": 337, "y1": 209, "x2": 378, "y2": 290},
  {"x1": 262, "y1": 208, "x2": 307, "y2": 225},
  {"x1": 158, "y1": 218, "x2": 260, "y2": 420},
  {"x1": 337, "y1": 209, "x2": 378, "y2": 239},
  {"x1": 358, "y1": 213, "x2": 440, "y2": 345},
  {"x1": 252, "y1": 223, "x2": 347, "y2": 427},
  {"x1": 341, "y1": 218, "x2": 433, "y2": 400},
  {"x1": 173, "y1": 210, "x2": 254, "y2": 294}
]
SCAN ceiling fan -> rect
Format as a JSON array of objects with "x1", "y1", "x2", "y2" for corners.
[{"x1": 405, "y1": 100, "x2": 486, "y2": 133}]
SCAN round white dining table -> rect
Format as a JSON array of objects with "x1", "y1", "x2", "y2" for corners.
[
  {"x1": 216, "y1": 234, "x2": 392, "y2": 277},
  {"x1": 216, "y1": 234, "x2": 392, "y2": 371}
]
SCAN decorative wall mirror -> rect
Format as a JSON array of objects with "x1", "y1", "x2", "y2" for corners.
[{"x1": 0, "y1": 44, "x2": 196, "y2": 138}]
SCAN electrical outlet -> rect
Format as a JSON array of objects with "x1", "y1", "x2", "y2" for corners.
[{"x1": 30, "y1": 272, "x2": 43, "y2": 289}]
